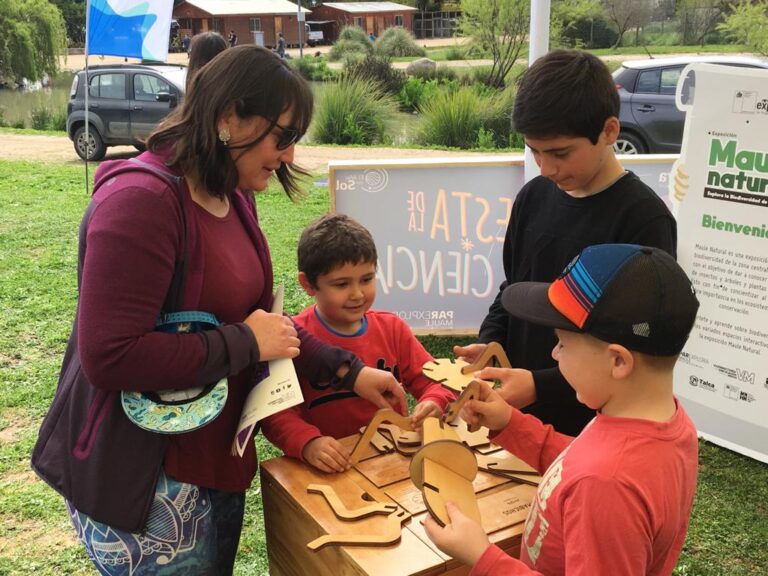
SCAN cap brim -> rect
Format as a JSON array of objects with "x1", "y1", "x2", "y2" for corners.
[{"x1": 501, "y1": 282, "x2": 581, "y2": 331}]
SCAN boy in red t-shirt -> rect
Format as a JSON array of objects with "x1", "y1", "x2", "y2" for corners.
[
  {"x1": 426, "y1": 244, "x2": 700, "y2": 576},
  {"x1": 262, "y1": 214, "x2": 456, "y2": 473}
]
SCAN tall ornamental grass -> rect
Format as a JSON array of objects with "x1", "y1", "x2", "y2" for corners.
[
  {"x1": 374, "y1": 27, "x2": 426, "y2": 57},
  {"x1": 311, "y1": 77, "x2": 396, "y2": 145},
  {"x1": 328, "y1": 26, "x2": 372, "y2": 61}
]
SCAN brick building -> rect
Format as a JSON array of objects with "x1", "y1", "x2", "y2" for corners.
[{"x1": 308, "y1": 2, "x2": 417, "y2": 42}]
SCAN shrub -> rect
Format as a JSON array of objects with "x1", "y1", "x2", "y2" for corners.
[
  {"x1": 30, "y1": 106, "x2": 53, "y2": 130},
  {"x1": 329, "y1": 38, "x2": 372, "y2": 61},
  {"x1": 50, "y1": 108, "x2": 67, "y2": 131},
  {"x1": 398, "y1": 77, "x2": 440, "y2": 111},
  {"x1": 344, "y1": 53, "x2": 405, "y2": 94},
  {"x1": 289, "y1": 56, "x2": 336, "y2": 81},
  {"x1": 408, "y1": 64, "x2": 457, "y2": 83},
  {"x1": 338, "y1": 25, "x2": 370, "y2": 44},
  {"x1": 0, "y1": 106, "x2": 7, "y2": 127},
  {"x1": 416, "y1": 87, "x2": 487, "y2": 149},
  {"x1": 12, "y1": 118, "x2": 26, "y2": 129},
  {"x1": 444, "y1": 46, "x2": 465, "y2": 61},
  {"x1": 311, "y1": 77, "x2": 397, "y2": 145},
  {"x1": 374, "y1": 27, "x2": 426, "y2": 58}
]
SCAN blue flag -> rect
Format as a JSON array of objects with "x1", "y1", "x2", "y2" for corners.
[{"x1": 87, "y1": 0, "x2": 173, "y2": 60}]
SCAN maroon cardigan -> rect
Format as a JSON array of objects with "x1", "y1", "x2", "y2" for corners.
[{"x1": 31, "y1": 151, "x2": 361, "y2": 531}]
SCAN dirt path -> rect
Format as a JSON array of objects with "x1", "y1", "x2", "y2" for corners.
[{"x1": 0, "y1": 132, "x2": 498, "y2": 171}]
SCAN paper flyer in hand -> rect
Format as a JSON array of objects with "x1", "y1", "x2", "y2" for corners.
[{"x1": 232, "y1": 284, "x2": 303, "y2": 457}]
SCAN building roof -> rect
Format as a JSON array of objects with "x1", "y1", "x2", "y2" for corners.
[
  {"x1": 321, "y1": 2, "x2": 417, "y2": 14},
  {"x1": 179, "y1": 0, "x2": 309, "y2": 16}
]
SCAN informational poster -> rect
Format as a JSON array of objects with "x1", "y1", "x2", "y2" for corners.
[
  {"x1": 671, "y1": 63, "x2": 768, "y2": 463},
  {"x1": 331, "y1": 154, "x2": 676, "y2": 335}
]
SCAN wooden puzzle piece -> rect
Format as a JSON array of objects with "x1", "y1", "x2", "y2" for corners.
[
  {"x1": 359, "y1": 426, "x2": 395, "y2": 454},
  {"x1": 350, "y1": 408, "x2": 414, "y2": 465},
  {"x1": 307, "y1": 508, "x2": 411, "y2": 550},
  {"x1": 423, "y1": 342, "x2": 511, "y2": 392},
  {"x1": 476, "y1": 453, "x2": 542, "y2": 486},
  {"x1": 444, "y1": 418, "x2": 491, "y2": 450},
  {"x1": 307, "y1": 484, "x2": 398, "y2": 521},
  {"x1": 442, "y1": 380, "x2": 485, "y2": 432},
  {"x1": 377, "y1": 423, "x2": 421, "y2": 456},
  {"x1": 410, "y1": 417, "x2": 480, "y2": 527}
]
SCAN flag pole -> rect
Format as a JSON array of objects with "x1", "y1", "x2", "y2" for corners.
[{"x1": 84, "y1": 0, "x2": 91, "y2": 187}]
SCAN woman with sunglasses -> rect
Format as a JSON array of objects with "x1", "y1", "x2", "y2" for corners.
[{"x1": 32, "y1": 45, "x2": 406, "y2": 575}]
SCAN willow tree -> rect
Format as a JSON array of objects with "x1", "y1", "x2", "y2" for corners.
[
  {"x1": 460, "y1": 0, "x2": 530, "y2": 89},
  {"x1": 0, "y1": 0, "x2": 67, "y2": 83}
]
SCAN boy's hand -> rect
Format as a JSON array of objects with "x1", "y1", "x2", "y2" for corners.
[
  {"x1": 424, "y1": 501, "x2": 491, "y2": 566},
  {"x1": 352, "y1": 367, "x2": 408, "y2": 415},
  {"x1": 302, "y1": 436, "x2": 351, "y2": 473},
  {"x1": 452, "y1": 343, "x2": 487, "y2": 365},
  {"x1": 475, "y1": 367, "x2": 536, "y2": 409},
  {"x1": 461, "y1": 379, "x2": 513, "y2": 432},
  {"x1": 410, "y1": 400, "x2": 441, "y2": 429}
]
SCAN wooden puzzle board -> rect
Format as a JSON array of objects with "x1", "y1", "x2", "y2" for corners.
[{"x1": 261, "y1": 432, "x2": 537, "y2": 576}]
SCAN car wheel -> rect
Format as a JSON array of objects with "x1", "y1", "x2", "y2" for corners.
[
  {"x1": 74, "y1": 126, "x2": 107, "y2": 161},
  {"x1": 613, "y1": 132, "x2": 647, "y2": 155}
]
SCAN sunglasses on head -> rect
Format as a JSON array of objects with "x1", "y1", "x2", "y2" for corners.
[{"x1": 274, "y1": 122, "x2": 301, "y2": 150}]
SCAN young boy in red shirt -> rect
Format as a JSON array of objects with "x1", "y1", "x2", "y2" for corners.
[
  {"x1": 262, "y1": 214, "x2": 456, "y2": 473},
  {"x1": 426, "y1": 244, "x2": 700, "y2": 575}
]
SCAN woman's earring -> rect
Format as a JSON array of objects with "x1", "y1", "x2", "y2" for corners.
[{"x1": 218, "y1": 128, "x2": 231, "y2": 146}]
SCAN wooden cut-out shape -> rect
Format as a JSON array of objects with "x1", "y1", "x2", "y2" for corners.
[
  {"x1": 442, "y1": 380, "x2": 485, "y2": 432},
  {"x1": 359, "y1": 426, "x2": 395, "y2": 454},
  {"x1": 307, "y1": 508, "x2": 411, "y2": 550},
  {"x1": 410, "y1": 417, "x2": 480, "y2": 527},
  {"x1": 307, "y1": 484, "x2": 398, "y2": 521},
  {"x1": 422, "y1": 457, "x2": 482, "y2": 527},
  {"x1": 350, "y1": 408, "x2": 415, "y2": 465},
  {"x1": 476, "y1": 453, "x2": 542, "y2": 486},
  {"x1": 354, "y1": 450, "x2": 413, "y2": 488},
  {"x1": 423, "y1": 342, "x2": 511, "y2": 392},
  {"x1": 460, "y1": 342, "x2": 511, "y2": 374},
  {"x1": 377, "y1": 423, "x2": 421, "y2": 446},
  {"x1": 445, "y1": 419, "x2": 491, "y2": 450}
]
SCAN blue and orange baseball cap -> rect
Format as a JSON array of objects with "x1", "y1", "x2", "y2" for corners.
[{"x1": 501, "y1": 244, "x2": 699, "y2": 356}]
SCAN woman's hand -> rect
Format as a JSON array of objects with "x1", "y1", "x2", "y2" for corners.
[
  {"x1": 410, "y1": 400, "x2": 442, "y2": 429},
  {"x1": 351, "y1": 367, "x2": 408, "y2": 415},
  {"x1": 424, "y1": 501, "x2": 491, "y2": 566},
  {"x1": 302, "y1": 436, "x2": 351, "y2": 473},
  {"x1": 243, "y1": 310, "x2": 300, "y2": 362}
]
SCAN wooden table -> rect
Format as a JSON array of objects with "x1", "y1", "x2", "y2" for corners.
[{"x1": 260, "y1": 433, "x2": 536, "y2": 576}]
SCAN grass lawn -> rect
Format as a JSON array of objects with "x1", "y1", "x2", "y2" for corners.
[{"x1": 0, "y1": 159, "x2": 766, "y2": 574}]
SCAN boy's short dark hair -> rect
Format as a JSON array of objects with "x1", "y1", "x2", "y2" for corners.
[
  {"x1": 512, "y1": 49, "x2": 619, "y2": 144},
  {"x1": 298, "y1": 213, "x2": 378, "y2": 286}
]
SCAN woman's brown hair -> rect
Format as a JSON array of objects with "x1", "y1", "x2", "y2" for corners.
[{"x1": 148, "y1": 45, "x2": 313, "y2": 200}]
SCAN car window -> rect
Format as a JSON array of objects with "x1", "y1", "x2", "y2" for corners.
[
  {"x1": 89, "y1": 73, "x2": 126, "y2": 99},
  {"x1": 660, "y1": 67, "x2": 683, "y2": 95},
  {"x1": 636, "y1": 69, "x2": 661, "y2": 94},
  {"x1": 134, "y1": 73, "x2": 172, "y2": 102}
]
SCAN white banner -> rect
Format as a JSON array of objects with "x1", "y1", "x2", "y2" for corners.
[{"x1": 671, "y1": 63, "x2": 768, "y2": 463}]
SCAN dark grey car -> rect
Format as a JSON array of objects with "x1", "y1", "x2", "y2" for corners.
[
  {"x1": 66, "y1": 63, "x2": 187, "y2": 161},
  {"x1": 613, "y1": 55, "x2": 768, "y2": 154}
]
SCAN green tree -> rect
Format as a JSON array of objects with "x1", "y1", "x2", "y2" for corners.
[
  {"x1": 0, "y1": 0, "x2": 66, "y2": 82},
  {"x1": 718, "y1": 0, "x2": 768, "y2": 55},
  {"x1": 50, "y1": 0, "x2": 85, "y2": 46},
  {"x1": 677, "y1": 0, "x2": 724, "y2": 46},
  {"x1": 551, "y1": 0, "x2": 606, "y2": 48},
  {"x1": 602, "y1": 0, "x2": 653, "y2": 47},
  {"x1": 460, "y1": 0, "x2": 530, "y2": 89}
]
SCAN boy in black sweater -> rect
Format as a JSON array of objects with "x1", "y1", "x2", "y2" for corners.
[{"x1": 455, "y1": 50, "x2": 676, "y2": 435}]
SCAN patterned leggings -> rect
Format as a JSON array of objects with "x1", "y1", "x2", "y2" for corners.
[{"x1": 67, "y1": 471, "x2": 245, "y2": 575}]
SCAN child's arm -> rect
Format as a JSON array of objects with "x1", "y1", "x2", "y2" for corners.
[
  {"x1": 462, "y1": 383, "x2": 573, "y2": 474},
  {"x1": 260, "y1": 406, "x2": 323, "y2": 462},
  {"x1": 425, "y1": 502, "x2": 545, "y2": 575},
  {"x1": 301, "y1": 436, "x2": 351, "y2": 473}
]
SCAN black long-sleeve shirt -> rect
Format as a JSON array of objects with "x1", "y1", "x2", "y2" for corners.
[{"x1": 478, "y1": 172, "x2": 676, "y2": 435}]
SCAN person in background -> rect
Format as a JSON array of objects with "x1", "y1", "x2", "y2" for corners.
[
  {"x1": 262, "y1": 214, "x2": 456, "y2": 473},
  {"x1": 276, "y1": 32, "x2": 286, "y2": 59},
  {"x1": 228, "y1": 29, "x2": 237, "y2": 48},
  {"x1": 454, "y1": 50, "x2": 677, "y2": 436},
  {"x1": 428, "y1": 244, "x2": 699, "y2": 575},
  {"x1": 186, "y1": 31, "x2": 227, "y2": 91},
  {"x1": 31, "y1": 46, "x2": 406, "y2": 576},
  {"x1": 181, "y1": 33, "x2": 191, "y2": 54}
]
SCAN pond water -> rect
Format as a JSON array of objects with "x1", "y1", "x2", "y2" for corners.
[{"x1": 0, "y1": 72, "x2": 75, "y2": 127}]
